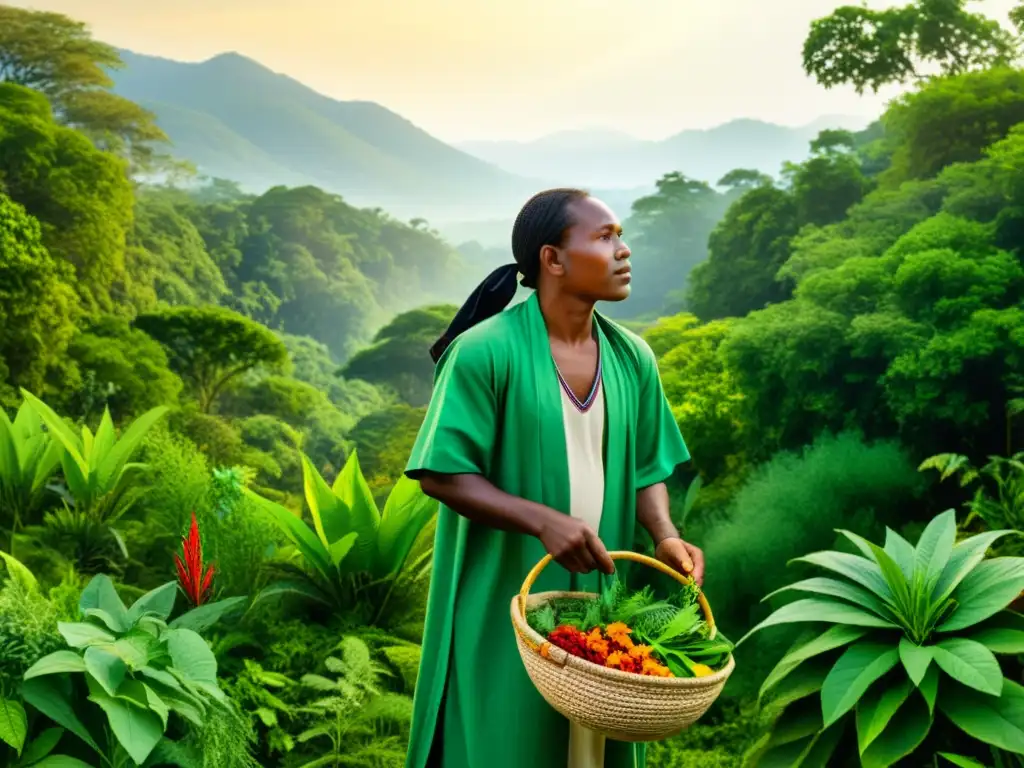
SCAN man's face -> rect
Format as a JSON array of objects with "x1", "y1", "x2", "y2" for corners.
[{"x1": 549, "y1": 196, "x2": 632, "y2": 303}]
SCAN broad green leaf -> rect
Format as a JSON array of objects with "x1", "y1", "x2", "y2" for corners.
[
  {"x1": 799, "y1": 723, "x2": 845, "y2": 768},
  {"x1": 919, "y1": 664, "x2": 939, "y2": 714},
  {"x1": 759, "y1": 625, "x2": 869, "y2": 701},
  {"x1": 0, "y1": 696, "x2": 27, "y2": 754},
  {"x1": 859, "y1": 693, "x2": 933, "y2": 768},
  {"x1": 791, "y1": 551, "x2": 895, "y2": 604},
  {"x1": 126, "y1": 582, "x2": 178, "y2": 624},
  {"x1": 91, "y1": 409, "x2": 116, "y2": 473},
  {"x1": 938, "y1": 679, "x2": 1024, "y2": 753},
  {"x1": 838, "y1": 530, "x2": 911, "y2": 613},
  {"x1": 739, "y1": 598, "x2": 897, "y2": 646},
  {"x1": 967, "y1": 611, "x2": 1024, "y2": 654},
  {"x1": 111, "y1": 634, "x2": 158, "y2": 669},
  {"x1": 933, "y1": 530, "x2": 1017, "y2": 604},
  {"x1": 375, "y1": 476, "x2": 438, "y2": 577},
  {"x1": 763, "y1": 577, "x2": 896, "y2": 620},
  {"x1": 332, "y1": 450, "x2": 381, "y2": 572},
  {"x1": 85, "y1": 676, "x2": 164, "y2": 765},
  {"x1": 164, "y1": 629, "x2": 217, "y2": 684},
  {"x1": 301, "y1": 453, "x2": 350, "y2": 549},
  {"x1": 820, "y1": 641, "x2": 901, "y2": 728},
  {"x1": 84, "y1": 647, "x2": 127, "y2": 697},
  {"x1": 856, "y1": 676, "x2": 913, "y2": 754},
  {"x1": 914, "y1": 509, "x2": 958, "y2": 587},
  {"x1": 764, "y1": 657, "x2": 833, "y2": 712},
  {"x1": 83, "y1": 609, "x2": 127, "y2": 634},
  {"x1": 19, "y1": 390, "x2": 87, "y2": 472},
  {"x1": 24, "y1": 651, "x2": 88, "y2": 679},
  {"x1": 137, "y1": 667, "x2": 181, "y2": 691},
  {"x1": 883, "y1": 527, "x2": 917, "y2": 581},
  {"x1": 20, "y1": 676, "x2": 100, "y2": 753},
  {"x1": 938, "y1": 754, "x2": 988, "y2": 768},
  {"x1": 78, "y1": 575, "x2": 129, "y2": 632},
  {"x1": 938, "y1": 558, "x2": 1024, "y2": 632},
  {"x1": 57, "y1": 622, "x2": 115, "y2": 649},
  {"x1": 19, "y1": 726, "x2": 63, "y2": 764},
  {"x1": 932, "y1": 638, "x2": 1003, "y2": 696},
  {"x1": 114, "y1": 679, "x2": 168, "y2": 730},
  {"x1": 898, "y1": 637, "x2": 934, "y2": 686},
  {"x1": 168, "y1": 596, "x2": 246, "y2": 633},
  {"x1": 0, "y1": 551, "x2": 39, "y2": 594},
  {"x1": 31, "y1": 756, "x2": 96, "y2": 767},
  {"x1": 248, "y1": 579, "x2": 332, "y2": 614},
  {"x1": 766, "y1": 696, "x2": 822, "y2": 747},
  {"x1": 93, "y1": 405, "x2": 168, "y2": 493},
  {"x1": 243, "y1": 489, "x2": 333, "y2": 579},
  {"x1": 328, "y1": 532, "x2": 358, "y2": 568}
]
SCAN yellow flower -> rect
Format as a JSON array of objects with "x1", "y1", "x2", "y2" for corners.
[{"x1": 692, "y1": 663, "x2": 714, "y2": 677}]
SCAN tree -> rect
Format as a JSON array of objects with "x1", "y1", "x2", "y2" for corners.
[
  {"x1": 341, "y1": 305, "x2": 457, "y2": 406},
  {"x1": 607, "y1": 172, "x2": 733, "y2": 319},
  {"x1": 0, "y1": 83, "x2": 134, "y2": 315},
  {"x1": 64, "y1": 315, "x2": 184, "y2": 421},
  {"x1": 644, "y1": 315, "x2": 747, "y2": 480},
  {"x1": 0, "y1": 192, "x2": 78, "y2": 404},
  {"x1": 717, "y1": 168, "x2": 774, "y2": 191},
  {"x1": 686, "y1": 184, "x2": 799, "y2": 321},
  {"x1": 803, "y1": 0, "x2": 1016, "y2": 94},
  {"x1": 881, "y1": 66, "x2": 1024, "y2": 184},
  {"x1": 0, "y1": 5, "x2": 172, "y2": 172},
  {"x1": 134, "y1": 306, "x2": 290, "y2": 413},
  {"x1": 121, "y1": 192, "x2": 228, "y2": 311}
]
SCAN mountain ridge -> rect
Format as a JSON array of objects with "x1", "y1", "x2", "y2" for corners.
[{"x1": 108, "y1": 48, "x2": 872, "y2": 221}]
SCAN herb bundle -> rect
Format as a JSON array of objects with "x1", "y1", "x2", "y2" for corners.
[{"x1": 525, "y1": 575, "x2": 732, "y2": 678}]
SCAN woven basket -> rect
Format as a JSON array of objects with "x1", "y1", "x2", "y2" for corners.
[{"x1": 510, "y1": 551, "x2": 735, "y2": 742}]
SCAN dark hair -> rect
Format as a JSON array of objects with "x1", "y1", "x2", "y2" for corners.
[{"x1": 429, "y1": 187, "x2": 589, "y2": 362}]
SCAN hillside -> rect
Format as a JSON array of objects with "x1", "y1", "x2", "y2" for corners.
[
  {"x1": 458, "y1": 115, "x2": 872, "y2": 188},
  {"x1": 110, "y1": 49, "x2": 871, "y2": 227},
  {"x1": 111, "y1": 50, "x2": 536, "y2": 219}
]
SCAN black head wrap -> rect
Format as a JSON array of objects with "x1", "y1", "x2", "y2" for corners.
[{"x1": 430, "y1": 187, "x2": 589, "y2": 362}]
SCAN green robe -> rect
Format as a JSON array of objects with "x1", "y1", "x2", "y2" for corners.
[{"x1": 404, "y1": 292, "x2": 690, "y2": 768}]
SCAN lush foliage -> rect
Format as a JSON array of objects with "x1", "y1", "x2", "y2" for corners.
[
  {"x1": 742, "y1": 510, "x2": 1024, "y2": 767},
  {"x1": 3, "y1": 0, "x2": 1024, "y2": 764}
]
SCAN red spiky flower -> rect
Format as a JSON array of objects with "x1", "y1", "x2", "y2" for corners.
[{"x1": 174, "y1": 511, "x2": 215, "y2": 607}]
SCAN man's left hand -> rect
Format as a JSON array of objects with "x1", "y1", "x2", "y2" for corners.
[{"x1": 655, "y1": 537, "x2": 705, "y2": 586}]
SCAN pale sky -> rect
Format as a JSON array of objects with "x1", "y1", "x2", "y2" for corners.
[{"x1": 9, "y1": 0, "x2": 1020, "y2": 142}]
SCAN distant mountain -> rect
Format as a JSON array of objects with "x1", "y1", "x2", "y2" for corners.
[
  {"x1": 111, "y1": 50, "x2": 536, "y2": 219},
  {"x1": 109, "y1": 49, "x2": 871, "y2": 225},
  {"x1": 457, "y1": 115, "x2": 872, "y2": 189}
]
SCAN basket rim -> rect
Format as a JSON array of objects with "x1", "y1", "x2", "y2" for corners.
[{"x1": 510, "y1": 591, "x2": 735, "y2": 688}]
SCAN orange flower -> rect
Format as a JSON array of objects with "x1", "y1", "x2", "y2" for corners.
[
  {"x1": 641, "y1": 657, "x2": 673, "y2": 677},
  {"x1": 628, "y1": 644, "x2": 653, "y2": 660},
  {"x1": 605, "y1": 622, "x2": 635, "y2": 649},
  {"x1": 585, "y1": 628, "x2": 610, "y2": 658}
]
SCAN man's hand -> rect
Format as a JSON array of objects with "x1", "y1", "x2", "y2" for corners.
[{"x1": 655, "y1": 537, "x2": 705, "y2": 586}]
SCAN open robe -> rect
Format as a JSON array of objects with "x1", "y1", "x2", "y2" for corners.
[{"x1": 404, "y1": 292, "x2": 690, "y2": 768}]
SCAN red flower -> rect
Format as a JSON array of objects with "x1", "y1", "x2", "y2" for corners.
[{"x1": 174, "y1": 511, "x2": 215, "y2": 606}]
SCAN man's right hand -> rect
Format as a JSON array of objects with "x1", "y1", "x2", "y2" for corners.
[{"x1": 538, "y1": 513, "x2": 615, "y2": 574}]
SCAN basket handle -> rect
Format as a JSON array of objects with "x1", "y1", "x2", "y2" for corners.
[{"x1": 517, "y1": 550, "x2": 717, "y2": 640}]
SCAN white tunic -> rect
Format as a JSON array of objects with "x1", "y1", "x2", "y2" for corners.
[{"x1": 559, "y1": 379, "x2": 607, "y2": 768}]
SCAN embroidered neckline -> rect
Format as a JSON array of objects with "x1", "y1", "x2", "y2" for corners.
[{"x1": 555, "y1": 342, "x2": 602, "y2": 413}]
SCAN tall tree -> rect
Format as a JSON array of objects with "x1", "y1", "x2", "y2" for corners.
[
  {"x1": 0, "y1": 5, "x2": 173, "y2": 173},
  {"x1": 803, "y1": 0, "x2": 1016, "y2": 94},
  {"x1": 0, "y1": 83, "x2": 134, "y2": 315},
  {"x1": 607, "y1": 172, "x2": 732, "y2": 319},
  {"x1": 134, "y1": 306, "x2": 290, "y2": 413},
  {"x1": 0, "y1": 192, "x2": 78, "y2": 405}
]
